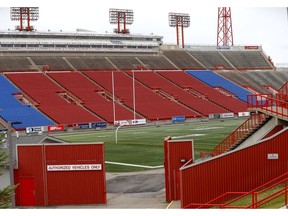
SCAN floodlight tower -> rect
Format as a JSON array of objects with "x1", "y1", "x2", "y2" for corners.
[
  {"x1": 109, "y1": 8, "x2": 134, "y2": 34},
  {"x1": 169, "y1": 12, "x2": 190, "y2": 48},
  {"x1": 217, "y1": 7, "x2": 234, "y2": 47},
  {"x1": 10, "y1": 7, "x2": 39, "y2": 31}
]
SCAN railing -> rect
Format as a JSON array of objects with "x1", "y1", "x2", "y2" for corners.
[
  {"x1": 277, "y1": 81, "x2": 288, "y2": 94},
  {"x1": 184, "y1": 172, "x2": 288, "y2": 209},
  {"x1": 211, "y1": 113, "x2": 269, "y2": 155},
  {"x1": 247, "y1": 94, "x2": 288, "y2": 119}
]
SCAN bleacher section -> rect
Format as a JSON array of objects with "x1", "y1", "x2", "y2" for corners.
[
  {"x1": 128, "y1": 71, "x2": 229, "y2": 116},
  {"x1": 0, "y1": 56, "x2": 36, "y2": 72},
  {"x1": 30, "y1": 56, "x2": 72, "y2": 71},
  {"x1": 188, "y1": 51, "x2": 234, "y2": 70},
  {"x1": 162, "y1": 50, "x2": 205, "y2": 70},
  {"x1": 136, "y1": 55, "x2": 176, "y2": 70},
  {"x1": 47, "y1": 71, "x2": 138, "y2": 123},
  {"x1": 246, "y1": 71, "x2": 285, "y2": 90},
  {"x1": 83, "y1": 71, "x2": 199, "y2": 120},
  {"x1": 218, "y1": 70, "x2": 287, "y2": 94},
  {"x1": 66, "y1": 56, "x2": 115, "y2": 70},
  {"x1": 0, "y1": 75, "x2": 54, "y2": 129},
  {"x1": 220, "y1": 51, "x2": 273, "y2": 70},
  {"x1": 106, "y1": 56, "x2": 142, "y2": 70},
  {"x1": 157, "y1": 71, "x2": 247, "y2": 114},
  {"x1": 0, "y1": 48, "x2": 274, "y2": 73},
  {"x1": 0, "y1": 46, "x2": 285, "y2": 129},
  {"x1": 217, "y1": 71, "x2": 270, "y2": 94},
  {"x1": 187, "y1": 70, "x2": 252, "y2": 102},
  {"x1": 5, "y1": 73, "x2": 102, "y2": 125}
]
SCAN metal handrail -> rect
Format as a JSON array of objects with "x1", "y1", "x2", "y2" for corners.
[
  {"x1": 213, "y1": 113, "x2": 268, "y2": 155},
  {"x1": 184, "y1": 172, "x2": 288, "y2": 209}
]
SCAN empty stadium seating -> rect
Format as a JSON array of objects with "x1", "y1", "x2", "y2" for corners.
[
  {"x1": 136, "y1": 55, "x2": 176, "y2": 70},
  {"x1": 0, "y1": 56, "x2": 37, "y2": 72},
  {"x1": 217, "y1": 71, "x2": 268, "y2": 94},
  {"x1": 106, "y1": 56, "x2": 142, "y2": 70},
  {"x1": 188, "y1": 51, "x2": 234, "y2": 70},
  {"x1": 47, "y1": 71, "x2": 138, "y2": 123},
  {"x1": 5, "y1": 73, "x2": 102, "y2": 125},
  {"x1": 128, "y1": 71, "x2": 229, "y2": 116},
  {"x1": 220, "y1": 51, "x2": 273, "y2": 70},
  {"x1": 218, "y1": 70, "x2": 288, "y2": 94},
  {"x1": 30, "y1": 56, "x2": 72, "y2": 71},
  {"x1": 0, "y1": 75, "x2": 54, "y2": 129},
  {"x1": 0, "y1": 47, "x2": 285, "y2": 129},
  {"x1": 157, "y1": 70, "x2": 247, "y2": 113},
  {"x1": 162, "y1": 50, "x2": 205, "y2": 70},
  {"x1": 187, "y1": 70, "x2": 252, "y2": 102},
  {"x1": 66, "y1": 56, "x2": 115, "y2": 70},
  {"x1": 83, "y1": 71, "x2": 199, "y2": 120}
]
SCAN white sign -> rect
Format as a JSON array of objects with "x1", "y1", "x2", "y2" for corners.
[
  {"x1": 26, "y1": 126, "x2": 45, "y2": 134},
  {"x1": 114, "y1": 120, "x2": 130, "y2": 126},
  {"x1": 131, "y1": 119, "x2": 146, "y2": 125},
  {"x1": 267, "y1": 154, "x2": 279, "y2": 160},
  {"x1": 238, "y1": 112, "x2": 251, "y2": 117},
  {"x1": 47, "y1": 164, "x2": 102, "y2": 171},
  {"x1": 220, "y1": 113, "x2": 234, "y2": 118}
]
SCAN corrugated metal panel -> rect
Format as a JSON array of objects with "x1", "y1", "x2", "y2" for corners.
[
  {"x1": 15, "y1": 143, "x2": 106, "y2": 206},
  {"x1": 16, "y1": 146, "x2": 46, "y2": 206},
  {"x1": 45, "y1": 144, "x2": 106, "y2": 205},
  {"x1": 164, "y1": 139, "x2": 193, "y2": 202},
  {"x1": 180, "y1": 128, "x2": 288, "y2": 208}
]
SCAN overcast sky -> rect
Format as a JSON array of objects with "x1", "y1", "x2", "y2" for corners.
[{"x1": 0, "y1": 0, "x2": 288, "y2": 65}]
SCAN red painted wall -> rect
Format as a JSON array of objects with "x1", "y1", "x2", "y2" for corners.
[
  {"x1": 15, "y1": 143, "x2": 106, "y2": 206},
  {"x1": 180, "y1": 128, "x2": 288, "y2": 208},
  {"x1": 263, "y1": 125, "x2": 284, "y2": 139},
  {"x1": 164, "y1": 137, "x2": 193, "y2": 202}
]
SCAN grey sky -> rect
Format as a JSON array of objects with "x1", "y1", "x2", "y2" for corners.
[{"x1": 0, "y1": 0, "x2": 287, "y2": 65}]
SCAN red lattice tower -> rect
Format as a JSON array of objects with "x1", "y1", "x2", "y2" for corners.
[
  {"x1": 109, "y1": 8, "x2": 134, "y2": 34},
  {"x1": 217, "y1": 7, "x2": 234, "y2": 47},
  {"x1": 169, "y1": 12, "x2": 190, "y2": 48},
  {"x1": 10, "y1": 7, "x2": 39, "y2": 31}
]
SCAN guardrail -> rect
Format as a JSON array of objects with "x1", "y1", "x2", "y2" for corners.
[{"x1": 247, "y1": 94, "x2": 288, "y2": 119}]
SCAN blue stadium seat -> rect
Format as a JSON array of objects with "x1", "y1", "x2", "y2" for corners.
[
  {"x1": 187, "y1": 70, "x2": 252, "y2": 102},
  {"x1": 0, "y1": 75, "x2": 54, "y2": 129}
]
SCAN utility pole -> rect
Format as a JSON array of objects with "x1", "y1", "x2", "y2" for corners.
[{"x1": 7, "y1": 121, "x2": 21, "y2": 208}]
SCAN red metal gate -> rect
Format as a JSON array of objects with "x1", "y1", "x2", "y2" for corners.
[{"x1": 164, "y1": 137, "x2": 193, "y2": 202}]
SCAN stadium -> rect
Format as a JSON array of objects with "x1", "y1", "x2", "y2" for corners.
[{"x1": 0, "y1": 5, "x2": 288, "y2": 210}]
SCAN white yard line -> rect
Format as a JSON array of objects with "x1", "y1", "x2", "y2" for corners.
[
  {"x1": 190, "y1": 127, "x2": 224, "y2": 131},
  {"x1": 105, "y1": 161, "x2": 164, "y2": 169},
  {"x1": 171, "y1": 134, "x2": 206, "y2": 139}
]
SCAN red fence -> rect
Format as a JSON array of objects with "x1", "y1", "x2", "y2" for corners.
[
  {"x1": 180, "y1": 127, "x2": 288, "y2": 208},
  {"x1": 184, "y1": 171, "x2": 288, "y2": 209},
  {"x1": 247, "y1": 94, "x2": 288, "y2": 119},
  {"x1": 278, "y1": 81, "x2": 288, "y2": 94}
]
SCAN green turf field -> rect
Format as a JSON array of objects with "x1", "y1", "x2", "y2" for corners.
[{"x1": 53, "y1": 118, "x2": 246, "y2": 172}]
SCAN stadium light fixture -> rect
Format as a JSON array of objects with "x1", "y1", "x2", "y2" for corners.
[
  {"x1": 168, "y1": 12, "x2": 190, "y2": 48},
  {"x1": 10, "y1": 7, "x2": 39, "y2": 31},
  {"x1": 109, "y1": 8, "x2": 134, "y2": 34}
]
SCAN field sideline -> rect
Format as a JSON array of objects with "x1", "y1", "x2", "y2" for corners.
[{"x1": 52, "y1": 118, "x2": 246, "y2": 172}]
